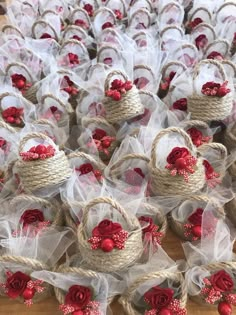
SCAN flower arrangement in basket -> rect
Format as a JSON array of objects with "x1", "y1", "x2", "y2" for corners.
[
  {"x1": 169, "y1": 195, "x2": 225, "y2": 242},
  {"x1": 103, "y1": 70, "x2": 144, "y2": 124},
  {"x1": 15, "y1": 133, "x2": 71, "y2": 194},
  {"x1": 77, "y1": 197, "x2": 143, "y2": 272},
  {"x1": 148, "y1": 127, "x2": 206, "y2": 196},
  {"x1": 182, "y1": 120, "x2": 213, "y2": 147},
  {"x1": 69, "y1": 7, "x2": 91, "y2": 31},
  {"x1": 187, "y1": 60, "x2": 233, "y2": 121},
  {"x1": 185, "y1": 5, "x2": 212, "y2": 34}
]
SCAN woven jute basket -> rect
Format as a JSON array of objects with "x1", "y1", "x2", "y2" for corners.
[
  {"x1": 103, "y1": 70, "x2": 144, "y2": 124},
  {"x1": 182, "y1": 120, "x2": 213, "y2": 146},
  {"x1": 149, "y1": 127, "x2": 205, "y2": 196},
  {"x1": 187, "y1": 60, "x2": 233, "y2": 121},
  {"x1": 5, "y1": 62, "x2": 38, "y2": 104},
  {"x1": 225, "y1": 197, "x2": 236, "y2": 227},
  {"x1": 189, "y1": 261, "x2": 236, "y2": 305},
  {"x1": 169, "y1": 195, "x2": 225, "y2": 241},
  {"x1": 77, "y1": 197, "x2": 143, "y2": 272},
  {"x1": 15, "y1": 133, "x2": 71, "y2": 193},
  {"x1": 119, "y1": 271, "x2": 187, "y2": 315},
  {"x1": 0, "y1": 255, "x2": 52, "y2": 303},
  {"x1": 10, "y1": 194, "x2": 64, "y2": 227}
]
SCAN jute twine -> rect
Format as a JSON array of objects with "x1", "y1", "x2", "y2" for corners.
[
  {"x1": 225, "y1": 197, "x2": 236, "y2": 227},
  {"x1": 0, "y1": 255, "x2": 52, "y2": 303},
  {"x1": 77, "y1": 197, "x2": 143, "y2": 272},
  {"x1": 193, "y1": 22, "x2": 216, "y2": 40},
  {"x1": 97, "y1": 45, "x2": 120, "y2": 64},
  {"x1": 187, "y1": 60, "x2": 233, "y2": 121},
  {"x1": 41, "y1": 9, "x2": 67, "y2": 31},
  {"x1": 119, "y1": 271, "x2": 187, "y2": 315},
  {"x1": 189, "y1": 261, "x2": 236, "y2": 305},
  {"x1": 134, "y1": 64, "x2": 155, "y2": 85},
  {"x1": 223, "y1": 123, "x2": 236, "y2": 153},
  {"x1": 216, "y1": 2, "x2": 236, "y2": 22},
  {"x1": 169, "y1": 195, "x2": 225, "y2": 241},
  {"x1": 32, "y1": 20, "x2": 59, "y2": 41},
  {"x1": 5, "y1": 62, "x2": 38, "y2": 104},
  {"x1": 93, "y1": 7, "x2": 116, "y2": 23},
  {"x1": 70, "y1": 8, "x2": 91, "y2": 27},
  {"x1": 149, "y1": 127, "x2": 205, "y2": 196},
  {"x1": 129, "y1": 8, "x2": 151, "y2": 28},
  {"x1": 160, "y1": 25, "x2": 184, "y2": 38},
  {"x1": 108, "y1": 153, "x2": 150, "y2": 181},
  {"x1": 0, "y1": 120, "x2": 17, "y2": 133},
  {"x1": 15, "y1": 132, "x2": 71, "y2": 193},
  {"x1": 2, "y1": 24, "x2": 24, "y2": 38},
  {"x1": 68, "y1": 151, "x2": 106, "y2": 171},
  {"x1": 10, "y1": 194, "x2": 64, "y2": 227},
  {"x1": 161, "y1": 61, "x2": 187, "y2": 79},
  {"x1": 159, "y1": 1, "x2": 182, "y2": 17},
  {"x1": 204, "y1": 39, "x2": 230, "y2": 58},
  {"x1": 61, "y1": 25, "x2": 88, "y2": 44},
  {"x1": 103, "y1": 70, "x2": 144, "y2": 124},
  {"x1": 189, "y1": 6, "x2": 212, "y2": 22},
  {"x1": 221, "y1": 60, "x2": 236, "y2": 78},
  {"x1": 182, "y1": 120, "x2": 213, "y2": 144}
]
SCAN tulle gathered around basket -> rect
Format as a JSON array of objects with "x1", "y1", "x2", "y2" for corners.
[
  {"x1": 223, "y1": 123, "x2": 236, "y2": 153},
  {"x1": 119, "y1": 271, "x2": 187, "y2": 315},
  {"x1": 103, "y1": 70, "x2": 144, "y2": 124},
  {"x1": 225, "y1": 198, "x2": 236, "y2": 227},
  {"x1": 15, "y1": 133, "x2": 71, "y2": 193},
  {"x1": 77, "y1": 197, "x2": 143, "y2": 272},
  {"x1": 149, "y1": 127, "x2": 206, "y2": 196},
  {"x1": 187, "y1": 60, "x2": 233, "y2": 122}
]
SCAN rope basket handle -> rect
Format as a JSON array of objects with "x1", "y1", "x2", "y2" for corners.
[
  {"x1": 104, "y1": 70, "x2": 129, "y2": 91},
  {"x1": 0, "y1": 120, "x2": 16, "y2": 133},
  {"x1": 41, "y1": 9, "x2": 64, "y2": 23},
  {"x1": 82, "y1": 116, "x2": 114, "y2": 129},
  {"x1": 101, "y1": 28, "x2": 123, "y2": 47},
  {"x1": 62, "y1": 25, "x2": 88, "y2": 40},
  {"x1": 97, "y1": 45, "x2": 120, "y2": 63},
  {"x1": 198, "y1": 142, "x2": 227, "y2": 160},
  {"x1": 139, "y1": 90, "x2": 156, "y2": 100},
  {"x1": 0, "y1": 91, "x2": 34, "y2": 111},
  {"x1": 183, "y1": 120, "x2": 210, "y2": 130},
  {"x1": 161, "y1": 61, "x2": 187, "y2": 78},
  {"x1": 41, "y1": 94, "x2": 70, "y2": 111},
  {"x1": 160, "y1": 25, "x2": 184, "y2": 38},
  {"x1": 81, "y1": 197, "x2": 136, "y2": 231},
  {"x1": 192, "y1": 22, "x2": 216, "y2": 39},
  {"x1": 159, "y1": 1, "x2": 182, "y2": 16},
  {"x1": 32, "y1": 20, "x2": 58, "y2": 41},
  {"x1": 204, "y1": 39, "x2": 230, "y2": 56},
  {"x1": 203, "y1": 261, "x2": 236, "y2": 272},
  {"x1": 189, "y1": 7, "x2": 212, "y2": 22},
  {"x1": 129, "y1": 8, "x2": 151, "y2": 28},
  {"x1": 10, "y1": 194, "x2": 53, "y2": 209},
  {"x1": 151, "y1": 127, "x2": 195, "y2": 168},
  {"x1": 18, "y1": 132, "x2": 57, "y2": 154},
  {"x1": 192, "y1": 59, "x2": 226, "y2": 81},
  {"x1": 67, "y1": 151, "x2": 106, "y2": 169},
  {"x1": 106, "y1": 0, "x2": 127, "y2": 15},
  {"x1": 122, "y1": 271, "x2": 187, "y2": 308},
  {"x1": 0, "y1": 255, "x2": 48, "y2": 270},
  {"x1": 174, "y1": 43, "x2": 198, "y2": 56},
  {"x1": 5, "y1": 62, "x2": 34, "y2": 83},
  {"x1": 216, "y1": 2, "x2": 236, "y2": 22},
  {"x1": 2, "y1": 25, "x2": 24, "y2": 38},
  {"x1": 221, "y1": 60, "x2": 236, "y2": 78},
  {"x1": 134, "y1": 64, "x2": 155, "y2": 80},
  {"x1": 34, "y1": 119, "x2": 56, "y2": 129},
  {"x1": 60, "y1": 39, "x2": 88, "y2": 55},
  {"x1": 71, "y1": 8, "x2": 91, "y2": 25},
  {"x1": 93, "y1": 7, "x2": 116, "y2": 22},
  {"x1": 130, "y1": 0, "x2": 152, "y2": 12}
]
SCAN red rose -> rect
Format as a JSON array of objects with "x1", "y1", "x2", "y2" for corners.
[
  {"x1": 203, "y1": 159, "x2": 214, "y2": 174},
  {"x1": 172, "y1": 98, "x2": 187, "y2": 111},
  {"x1": 83, "y1": 4, "x2": 93, "y2": 17},
  {"x1": 124, "y1": 168, "x2": 145, "y2": 186},
  {"x1": 139, "y1": 216, "x2": 155, "y2": 233},
  {"x1": 195, "y1": 34, "x2": 208, "y2": 49},
  {"x1": 188, "y1": 208, "x2": 204, "y2": 225},
  {"x1": 207, "y1": 51, "x2": 224, "y2": 60},
  {"x1": 134, "y1": 77, "x2": 149, "y2": 89},
  {"x1": 65, "y1": 285, "x2": 92, "y2": 309},
  {"x1": 114, "y1": 9, "x2": 123, "y2": 20},
  {"x1": 20, "y1": 209, "x2": 44, "y2": 227},
  {"x1": 92, "y1": 219, "x2": 122, "y2": 237},
  {"x1": 92, "y1": 128, "x2": 107, "y2": 140},
  {"x1": 102, "y1": 22, "x2": 113, "y2": 30},
  {"x1": 210, "y1": 270, "x2": 234, "y2": 292},
  {"x1": 187, "y1": 127, "x2": 203, "y2": 147},
  {"x1": 76, "y1": 163, "x2": 94, "y2": 175},
  {"x1": 6, "y1": 271, "x2": 31, "y2": 299},
  {"x1": 167, "y1": 147, "x2": 190, "y2": 165},
  {"x1": 144, "y1": 286, "x2": 174, "y2": 309},
  {"x1": 11, "y1": 74, "x2": 27, "y2": 90}
]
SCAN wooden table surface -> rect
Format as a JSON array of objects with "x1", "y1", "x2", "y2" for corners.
[{"x1": 0, "y1": 230, "x2": 220, "y2": 315}]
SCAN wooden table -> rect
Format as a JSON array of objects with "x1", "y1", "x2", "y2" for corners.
[{"x1": 0, "y1": 230, "x2": 220, "y2": 315}]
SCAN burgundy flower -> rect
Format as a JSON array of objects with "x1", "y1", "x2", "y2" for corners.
[
  {"x1": 92, "y1": 219, "x2": 122, "y2": 237},
  {"x1": 124, "y1": 167, "x2": 145, "y2": 186},
  {"x1": 40, "y1": 33, "x2": 52, "y2": 39},
  {"x1": 106, "y1": 79, "x2": 133, "y2": 101},
  {"x1": 65, "y1": 285, "x2": 92, "y2": 309},
  {"x1": 172, "y1": 98, "x2": 187, "y2": 111},
  {"x1": 210, "y1": 270, "x2": 234, "y2": 293},
  {"x1": 203, "y1": 160, "x2": 220, "y2": 181},
  {"x1": 2, "y1": 107, "x2": 23, "y2": 125},
  {"x1": 92, "y1": 128, "x2": 107, "y2": 140},
  {"x1": 20, "y1": 209, "x2": 44, "y2": 228},
  {"x1": 76, "y1": 163, "x2": 94, "y2": 175},
  {"x1": 114, "y1": 9, "x2": 123, "y2": 20},
  {"x1": 188, "y1": 17, "x2": 203, "y2": 30},
  {"x1": 67, "y1": 53, "x2": 80, "y2": 65},
  {"x1": 195, "y1": 34, "x2": 208, "y2": 49},
  {"x1": 6, "y1": 272, "x2": 31, "y2": 299},
  {"x1": 138, "y1": 216, "x2": 155, "y2": 233},
  {"x1": 102, "y1": 22, "x2": 113, "y2": 30},
  {"x1": 201, "y1": 81, "x2": 231, "y2": 97},
  {"x1": 74, "y1": 19, "x2": 89, "y2": 29},
  {"x1": 134, "y1": 77, "x2": 149, "y2": 89},
  {"x1": 144, "y1": 286, "x2": 174, "y2": 310},
  {"x1": 83, "y1": 3, "x2": 93, "y2": 17},
  {"x1": 188, "y1": 208, "x2": 204, "y2": 225},
  {"x1": 207, "y1": 51, "x2": 224, "y2": 60},
  {"x1": 160, "y1": 71, "x2": 176, "y2": 91},
  {"x1": 20, "y1": 144, "x2": 55, "y2": 161},
  {"x1": 187, "y1": 127, "x2": 211, "y2": 147},
  {"x1": 166, "y1": 147, "x2": 189, "y2": 165},
  {"x1": 72, "y1": 35, "x2": 82, "y2": 41},
  {"x1": 11, "y1": 74, "x2": 28, "y2": 91}
]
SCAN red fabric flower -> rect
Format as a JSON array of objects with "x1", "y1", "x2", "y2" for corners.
[
  {"x1": 201, "y1": 81, "x2": 231, "y2": 97},
  {"x1": 134, "y1": 77, "x2": 149, "y2": 89},
  {"x1": 2, "y1": 107, "x2": 23, "y2": 125},
  {"x1": 160, "y1": 71, "x2": 176, "y2": 91},
  {"x1": 6, "y1": 272, "x2": 31, "y2": 299},
  {"x1": 20, "y1": 209, "x2": 44, "y2": 228},
  {"x1": 210, "y1": 270, "x2": 234, "y2": 293},
  {"x1": 62, "y1": 76, "x2": 79, "y2": 95},
  {"x1": 207, "y1": 51, "x2": 224, "y2": 60},
  {"x1": 20, "y1": 144, "x2": 55, "y2": 161},
  {"x1": 74, "y1": 19, "x2": 89, "y2": 29},
  {"x1": 195, "y1": 34, "x2": 208, "y2": 49},
  {"x1": 92, "y1": 128, "x2": 107, "y2": 141},
  {"x1": 106, "y1": 79, "x2": 133, "y2": 101},
  {"x1": 76, "y1": 163, "x2": 94, "y2": 175},
  {"x1": 83, "y1": 3, "x2": 93, "y2": 17},
  {"x1": 11, "y1": 74, "x2": 28, "y2": 91},
  {"x1": 188, "y1": 17, "x2": 203, "y2": 30},
  {"x1": 139, "y1": 216, "x2": 155, "y2": 233},
  {"x1": 203, "y1": 160, "x2": 220, "y2": 181},
  {"x1": 187, "y1": 127, "x2": 210, "y2": 147},
  {"x1": 72, "y1": 35, "x2": 82, "y2": 41},
  {"x1": 114, "y1": 9, "x2": 123, "y2": 20},
  {"x1": 65, "y1": 285, "x2": 92, "y2": 309},
  {"x1": 172, "y1": 98, "x2": 187, "y2": 111},
  {"x1": 144, "y1": 286, "x2": 174, "y2": 310},
  {"x1": 188, "y1": 208, "x2": 204, "y2": 225},
  {"x1": 67, "y1": 53, "x2": 80, "y2": 65},
  {"x1": 167, "y1": 147, "x2": 189, "y2": 165},
  {"x1": 40, "y1": 33, "x2": 52, "y2": 39},
  {"x1": 124, "y1": 168, "x2": 145, "y2": 186},
  {"x1": 102, "y1": 22, "x2": 113, "y2": 30},
  {"x1": 92, "y1": 219, "x2": 122, "y2": 237}
]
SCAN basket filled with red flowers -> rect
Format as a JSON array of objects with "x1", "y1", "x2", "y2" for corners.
[
  {"x1": 187, "y1": 59, "x2": 233, "y2": 121},
  {"x1": 103, "y1": 70, "x2": 144, "y2": 124},
  {"x1": 182, "y1": 120, "x2": 213, "y2": 147},
  {"x1": 77, "y1": 197, "x2": 143, "y2": 272},
  {"x1": 149, "y1": 127, "x2": 205, "y2": 196},
  {"x1": 15, "y1": 132, "x2": 71, "y2": 193}
]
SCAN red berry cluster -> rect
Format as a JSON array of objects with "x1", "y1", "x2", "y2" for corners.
[
  {"x1": 20, "y1": 144, "x2": 56, "y2": 161},
  {"x1": 106, "y1": 79, "x2": 133, "y2": 101},
  {"x1": 201, "y1": 81, "x2": 231, "y2": 97},
  {"x1": 2, "y1": 107, "x2": 24, "y2": 125},
  {"x1": 67, "y1": 53, "x2": 80, "y2": 65},
  {"x1": 83, "y1": 3, "x2": 93, "y2": 16},
  {"x1": 11, "y1": 74, "x2": 32, "y2": 93}
]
